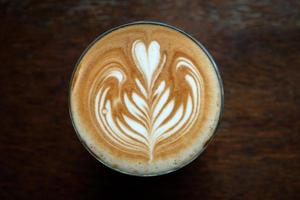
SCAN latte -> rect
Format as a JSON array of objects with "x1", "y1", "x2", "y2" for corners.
[{"x1": 70, "y1": 22, "x2": 223, "y2": 176}]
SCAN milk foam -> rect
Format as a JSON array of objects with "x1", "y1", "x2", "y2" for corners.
[
  {"x1": 92, "y1": 40, "x2": 201, "y2": 161},
  {"x1": 70, "y1": 23, "x2": 222, "y2": 176}
]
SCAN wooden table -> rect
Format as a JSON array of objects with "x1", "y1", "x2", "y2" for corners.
[{"x1": 1, "y1": 1, "x2": 299, "y2": 199}]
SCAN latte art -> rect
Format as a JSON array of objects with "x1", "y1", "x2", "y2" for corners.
[
  {"x1": 70, "y1": 22, "x2": 222, "y2": 176},
  {"x1": 94, "y1": 40, "x2": 202, "y2": 161}
]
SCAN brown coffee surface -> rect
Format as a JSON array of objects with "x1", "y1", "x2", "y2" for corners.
[{"x1": 70, "y1": 23, "x2": 222, "y2": 175}]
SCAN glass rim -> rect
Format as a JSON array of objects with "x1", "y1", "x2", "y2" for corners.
[{"x1": 68, "y1": 20, "x2": 224, "y2": 177}]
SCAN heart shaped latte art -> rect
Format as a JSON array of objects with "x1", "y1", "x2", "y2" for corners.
[{"x1": 132, "y1": 40, "x2": 161, "y2": 89}]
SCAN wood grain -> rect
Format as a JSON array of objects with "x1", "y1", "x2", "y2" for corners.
[{"x1": 0, "y1": 0, "x2": 299, "y2": 199}]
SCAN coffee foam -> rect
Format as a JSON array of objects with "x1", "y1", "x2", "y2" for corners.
[{"x1": 70, "y1": 23, "x2": 222, "y2": 175}]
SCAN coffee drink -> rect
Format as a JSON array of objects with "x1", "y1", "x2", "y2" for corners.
[{"x1": 70, "y1": 22, "x2": 223, "y2": 176}]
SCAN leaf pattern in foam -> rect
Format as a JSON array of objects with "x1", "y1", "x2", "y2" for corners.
[
  {"x1": 152, "y1": 104, "x2": 184, "y2": 141},
  {"x1": 96, "y1": 87, "x2": 146, "y2": 152},
  {"x1": 132, "y1": 92, "x2": 148, "y2": 114},
  {"x1": 154, "y1": 81, "x2": 165, "y2": 100},
  {"x1": 116, "y1": 118, "x2": 148, "y2": 146},
  {"x1": 158, "y1": 95, "x2": 193, "y2": 141},
  {"x1": 152, "y1": 87, "x2": 170, "y2": 119},
  {"x1": 122, "y1": 114, "x2": 148, "y2": 139},
  {"x1": 124, "y1": 93, "x2": 145, "y2": 123},
  {"x1": 103, "y1": 101, "x2": 141, "y2": 151},
  {"x1": 135, "y1": 79, "x2": 147, "y2": 98},
  {"x1": 153, "y1": 99, "x2": 175, "y2": 131},
  {"x1": 93, "y1": 40, "x2": 202, "y2": 160}
]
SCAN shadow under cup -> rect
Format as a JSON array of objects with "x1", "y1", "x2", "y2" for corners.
[{"x1": 69, "y1": 21, "x2": 224, "y2": 176}]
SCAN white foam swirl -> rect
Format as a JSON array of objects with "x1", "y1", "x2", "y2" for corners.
[{"x1": 94, "y1": 40, "x2": 202, "y2": 161}]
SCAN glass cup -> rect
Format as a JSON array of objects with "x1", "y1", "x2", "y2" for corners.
[{"x1": 69, "y1": 21, "x2": 224, "y2": 176}]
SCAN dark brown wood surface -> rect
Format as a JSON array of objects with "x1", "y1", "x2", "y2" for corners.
[{"x1": 1, "y1": 0, "x2": 299, "y2": 199}]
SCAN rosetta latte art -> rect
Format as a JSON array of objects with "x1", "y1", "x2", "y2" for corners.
[{"x1": 93, "y1": 40, "x2": 202, "y2": 161}]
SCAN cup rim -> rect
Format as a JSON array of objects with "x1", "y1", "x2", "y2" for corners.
[{"x1": 68, "y1": 20, "x2": 224, "y2": 177}]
